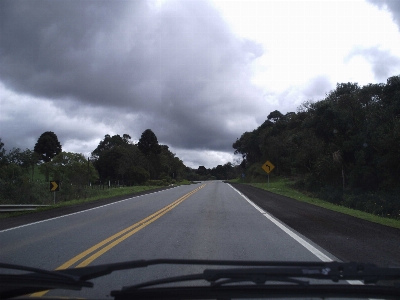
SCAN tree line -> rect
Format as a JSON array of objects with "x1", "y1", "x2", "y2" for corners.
[
  {"x1": 0, "y1": 129, "x2": 189, "y2": 204},
  {"x1": 186, "y1": 163, "x2": 239, "y2": 181},
  {"x1": 90, "y1": 129, "x2": 187, "y2": 185},
  {"x1": 233, "y1": 75, "x2": 400, "y2": 218},
  {"x1": 0, "y1": 127, "x2": 241, "y2": 204}
]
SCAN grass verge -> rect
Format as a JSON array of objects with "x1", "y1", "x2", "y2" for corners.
[{"x1": 230, "y1": 177, "x2": 400, "y2": 229}]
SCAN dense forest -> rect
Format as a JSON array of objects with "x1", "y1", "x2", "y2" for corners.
[{"x1": 233, "y1": 75, "x2": 399, "y2": 218}]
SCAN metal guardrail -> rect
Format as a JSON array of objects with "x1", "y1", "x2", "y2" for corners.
[{"x1": 0, "y1": 204, "x2": 50, "y2": 212}]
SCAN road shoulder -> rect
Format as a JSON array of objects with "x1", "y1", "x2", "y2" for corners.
[{"x1": 229, "y1": 182, "x2": 400, "y2": 267}]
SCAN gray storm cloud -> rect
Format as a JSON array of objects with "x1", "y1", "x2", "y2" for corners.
[
  {"x1": 4, "y1": 0, "x2": 396, "y2": 167},
  {"x1": 367, "y1": 0, "x2": 400, "y2": 30},
  {"x1": 0, "y1": 0, "x2": 264, "y2": 153}
]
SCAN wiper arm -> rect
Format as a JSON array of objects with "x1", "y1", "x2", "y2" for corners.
[
  {"x1": 5, "y1": 259, "x2": 397, "y2": 285},
  {"x1": 39, "y1": 259, "x2": 327, "y2": 281},
  {"x1": 0, "y1": 259, "x2": 283, "y2": 299},
  {"x1": 0, "y1": 259, "x2": 278, "y2": 299},
  {"x1": 122, "y1": 272, "x2": 309, "y2": 291},
  {"x1": 0, "y1": 263, "x2": 92, "y2": 299},
  {"x1": 202, "y1": 262, "x2": 399, "y2": 284},
  {"x1": 115, "y1": 261, "x2": 400, "y2": 296},
  {"x1": 0, "y1": 262, "x2": 81, "y2": 280},
  {"x1": 2, "y1": 260, "x2": 399, "y2": 299}
]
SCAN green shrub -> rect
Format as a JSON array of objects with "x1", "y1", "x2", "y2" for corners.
[
  {"x1": 317, "y1": 186, "x2": 343, "y2": 204},
  {"x1": 342, "y1": 191, "x2": 400, "y2": 219},
  {"x1": 146, "y1": 180, "x2": 167, "y2": 186}
]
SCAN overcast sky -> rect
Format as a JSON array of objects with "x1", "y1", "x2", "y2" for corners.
[{"x1": 1, "y1": 0, "x2": 399, "y2": 168}]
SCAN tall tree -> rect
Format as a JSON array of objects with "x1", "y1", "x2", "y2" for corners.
[
  {"x1": 91, "y1": 134, "x2": 130, "y2": 159},
  {"x1": 91, "y1": 134, "x2": 148, "y2": 184},
  {"x1": 137, "y1": 129, "x2": 161, "y2": 156},
  {"x1": 0, "y1": 139, "x2": 6, "y2": 167},
  {"x1": 137, "y1": 129, "x2": 162, "y2": 179},
  {"x1": 34, "y1": 131, "x2": 62, "y2": 163},
  {"x1": 232, "y1": 130, "x2": 262, "y2": 164},
  {"x1": 267, "y1": 110, "x2": 284, "y2": 123}
]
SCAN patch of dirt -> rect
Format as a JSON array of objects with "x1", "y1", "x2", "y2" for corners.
[{"x1": 230, "y1": 183, "x2": 400, "y2": 267}]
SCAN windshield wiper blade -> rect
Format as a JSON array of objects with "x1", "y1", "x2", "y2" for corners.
[
  {"x1": 0, "y1": 258, "x2": 292, "y2": 299},
  {"x1": 0, "y1": 263, "x2": 92, "y2": 299},
  {"x1": 113, "y1": 261, "x2": 400, "y2": 298},
  {"x1": 202, "y1": 262, "x2": 400, "y2": 284},
  {"x1": 44, "y1": 259, "x2": 327, "y2": 281},
  {"x1": 2, "y1": 260, "x2": 400, "y2": 299},
  {"x1": 119, "y1": 272, "x2": 310, "y2": 291},
  {"x1": 115, "y1": 261, "x2": 400, "y2": 291},
  {"x1": 0, "y1": 259, "x2": 280, "y2": 299},
  {"x1": 11, "y1": 259, "x2": 398, "y2": 285}
]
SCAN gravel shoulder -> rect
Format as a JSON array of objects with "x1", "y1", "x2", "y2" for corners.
[{"x1": 229, "y1": 183, "x2": 400, "y2": 267}]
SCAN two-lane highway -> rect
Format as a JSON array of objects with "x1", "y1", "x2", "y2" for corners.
[{"x1": 0, "y1": 181, "x2": 336, "y2": 298}]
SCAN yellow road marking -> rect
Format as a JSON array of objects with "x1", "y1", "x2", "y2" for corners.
[{"x1": 30, "y1": 184, "x2": 206, "y2": 297}]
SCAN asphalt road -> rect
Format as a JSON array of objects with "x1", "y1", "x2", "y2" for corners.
[
  {"x1": 0, "y1": 181, "x2": 397, "y2": 298},
  {"x1": 230, "y1": 183, "x2": 400, "y2": 268}
]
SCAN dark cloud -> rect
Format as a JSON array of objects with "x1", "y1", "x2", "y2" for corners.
[
  {"x1": 0, "y1": 0, "x2": 264, "y2": 155},
  {"x1": 0, "y1": 86, "x2": 110, "y2": 154},
  {"x1": 2, "y1": 0, "x2": 397, "y2": 168},
  {"x1": 367, "y1": 0, "x2": 400, "y2": 30},
  {"x1": 345, "y1": 47, "x2": 400, "y2": 81}
]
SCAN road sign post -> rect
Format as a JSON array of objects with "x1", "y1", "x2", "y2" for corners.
[{"x1": 261, "y1": 160, "x2": 275, "y2": 188}]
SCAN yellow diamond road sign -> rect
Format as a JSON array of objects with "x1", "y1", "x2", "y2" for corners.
[{"x1": 262, "y1": 160, "x2": 275, "y2": 174}]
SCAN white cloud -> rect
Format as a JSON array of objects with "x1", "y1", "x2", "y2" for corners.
[
  {"x1": 211, "y1": 0, "x2": 400, "y2": 92},
  {"x1": 170, "y1": 147, "x2": 240, "y2": 169}
]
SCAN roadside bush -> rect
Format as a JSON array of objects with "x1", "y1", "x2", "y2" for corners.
[
  {"x1": 291, "y1": 175, "x2": 400, "y2": 220},
  {"x1": 125, "y1": 166, "x2": 149, "y2": 185},
  {"x1": 147, "y1": 180, "x2": 168, "y2": 186},
  {"x1": 342, "y1": 191, "x2": 400, "y2": 219},
  {"x1": 317, "y1": 185, "x2": 343, "y2": 204},
  {"x1": 0, "y1": 179, "x2": 48, "y2": 204},
  {"x1": 292, "y1": 174, "x2": 320, "y2": 193}
]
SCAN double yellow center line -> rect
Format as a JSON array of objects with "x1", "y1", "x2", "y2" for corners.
[{"x1": 31, "y1": 184, "x2": 206, "y2": 297}]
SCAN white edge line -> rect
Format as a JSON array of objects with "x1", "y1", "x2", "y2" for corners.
[
  {"x1": 0, "y1": 186, "x2": 179, "y2": 233},
  {"x1": 228, "y1": 184, "x2": 363, "y2": 285},
  {"x1": 228, "y1": 184, "x2": 332, "y2": 261}
]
